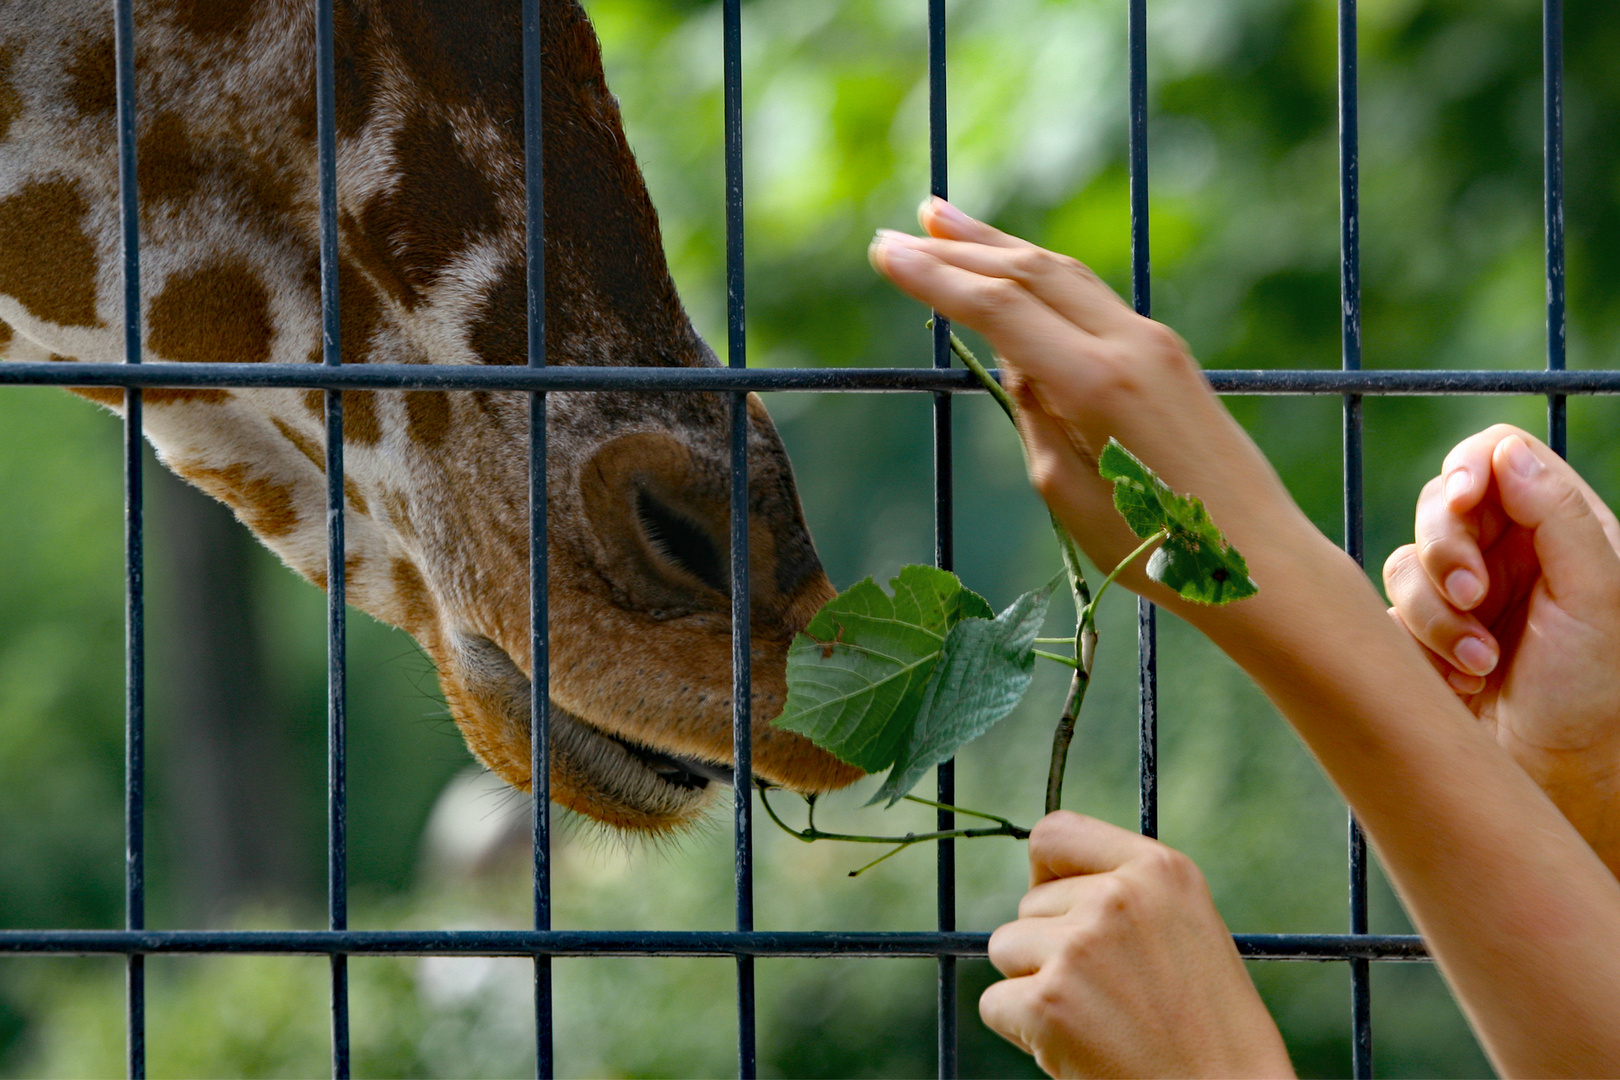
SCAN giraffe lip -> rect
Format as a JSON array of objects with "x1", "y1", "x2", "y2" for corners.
[{"x1": 606, "y1": 733, "x2": 735, "y2": 790}]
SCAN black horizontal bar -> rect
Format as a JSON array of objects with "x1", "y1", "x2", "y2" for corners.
[
  {"x1": 7, "y1": 363, "x2": 1620, "y2": 396},
  {"x1": 0, "y1": 929, "x2": 1425, "y2": 961}
]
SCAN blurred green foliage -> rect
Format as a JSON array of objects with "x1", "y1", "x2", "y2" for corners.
[{"x1": 5, "y1": 0, "x2": 1620, "y2": 1075}]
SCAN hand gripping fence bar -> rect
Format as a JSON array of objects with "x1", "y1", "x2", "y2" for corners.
[{"x1": 0, "y1": 2, "x2": 1589, "y2": 1078}]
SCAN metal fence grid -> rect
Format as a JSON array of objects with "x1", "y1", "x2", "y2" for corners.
[{"x1": 0, "y1": 0, "x2": 1597, "y2": 1077}]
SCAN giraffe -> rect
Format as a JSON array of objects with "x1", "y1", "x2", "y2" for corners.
[{"x1": 0, "y1": 0, "x2": 864, "y2": 832}]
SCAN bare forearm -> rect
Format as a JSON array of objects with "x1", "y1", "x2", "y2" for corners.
[{"x1": 1182, "y1": 530, "x2": 1620, "y2": 1077}]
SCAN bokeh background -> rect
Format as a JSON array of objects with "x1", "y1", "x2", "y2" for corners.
[{"x1": 4, "y1": 0, "x2": 1620, "y2": 1075}]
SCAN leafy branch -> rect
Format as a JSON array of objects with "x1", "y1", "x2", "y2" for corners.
[{"x1": 764, "y1": 323, "x2": 1257, "y2": 873}]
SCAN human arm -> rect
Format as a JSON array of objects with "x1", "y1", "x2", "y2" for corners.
[
  {"x1": 870, "y1": 200, "x2": 1620, "y2": 1077},
  {"x1": 1382, "y1": 425, "x2": 1620, "y2": 876},
  {"x1": 979, "y1": 812, "x2": 1294, "y2": 1079}
]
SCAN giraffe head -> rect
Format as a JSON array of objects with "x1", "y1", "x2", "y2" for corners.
[{"x1": 0, "y1": 0, "x2": 862, "y2": 832}]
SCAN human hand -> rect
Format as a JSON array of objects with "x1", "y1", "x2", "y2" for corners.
[
  {"x1": 869, "y1": 200, "x2": 1334, "y2": 618},
  {"x1": 979, "y1": 812, "x2": 1294, "y2": 1079},
  {"x1": 1382, "y1": 425, "x2": 1620, "y2": 872}
]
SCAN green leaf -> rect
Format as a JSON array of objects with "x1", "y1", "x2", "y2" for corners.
[
  {"x1": 1097, "y1": 439, "x2": 1259, "y2": 605},
  {"x1": 869, "y1": 574, "x2": 1060, "y2": 807},
  {"x1": 772, "y1": 566, "x2": 993, "y2": 772}
]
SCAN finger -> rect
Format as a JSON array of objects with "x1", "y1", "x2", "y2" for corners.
[
  {"x1": 1412, "y1": 474, "x2": 1491, "y2": 612},
  {"x1": 977, "y1": 978, "x2": 1036, "y2": 1056},
  {"x1": 878, "y1": 226, "x2": 1138, "y2": 339},
  {"x1": 1388, "y1": 605, "x2": 1489, "y2": 697},
  {"x1": 1383, "y1": 544, "x2": 1499, "y2": 677},
  {"x1": 919, "y1": 197, "x2": 1023, "y2": 248},
  {"x1": 1396, "y1": 608, "x2": 1491, "y2": 697},
  {"x1": 1491, "y1": 435, "x2": 1620, "y2": 609},
  {"x1": 869, "y1": 233, "x2": 1110, "y2": 390},
  {"x1": 1018, "y1": 874, "x2": 1098, "y2": 920},
  {"x1": 1447, "y1": 425, "x2": 1620, "y2": 555},
  {"x1": 1028, "y1": 811, "x2": 1161, "y2": 886},
  {"x1": 987, "y1": 917, "x2": 1066, "y2": 979}
]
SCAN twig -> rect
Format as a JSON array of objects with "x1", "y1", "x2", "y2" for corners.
[
  {"x1": 1044, "y1": 530, "x2": 1167, "y2": 814},
  {"x1": 757, "y1": 785, "x2": 1030, "y2": 876},
  {"x1": 1034, "y1": 649, "x2": 1078, "y2": 669}
]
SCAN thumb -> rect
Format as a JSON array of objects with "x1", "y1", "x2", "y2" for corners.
[{"x1": 1491, "y1": 434, "x2": 1620, "y2": 606}]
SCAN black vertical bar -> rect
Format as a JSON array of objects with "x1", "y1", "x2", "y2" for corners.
[
  {"x1": 1128, "y1": 0, "x2": 1157, "y2": 841},
  {"x1": 926, "y1": 3, "x2": 957, "y2": 1077},
  {"x1": 722, "y1": 3, "x2": 755, "y2": 1077},
  {"x1": 113, "y1": 0, "x2": 144, "y2": 1074},
  {"x1": 1338, "y1": 3, "x2": 1373, "y2": 1076},
  {"x1": 315, "y1": 1, "x2": 349, "y2": 1076},
  {"x1": 522, "y1": 1, "x2": 553, "y2": 1077},
  {"x1": 1545, "y1": 0, "x2": 1566, "y2": 457}
]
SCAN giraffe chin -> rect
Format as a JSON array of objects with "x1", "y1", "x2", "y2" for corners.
[{"x1": 442, "y1": 634, "x2": 807, "y2": 834}]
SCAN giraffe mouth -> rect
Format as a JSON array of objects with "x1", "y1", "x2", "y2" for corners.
[{"x1": 609, "y1": 736, "x2": 737, "y2": 790}]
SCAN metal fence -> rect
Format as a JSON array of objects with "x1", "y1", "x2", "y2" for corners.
[{"x1": 0, "y1": 0, "x2": 1596, "y2": 1077}]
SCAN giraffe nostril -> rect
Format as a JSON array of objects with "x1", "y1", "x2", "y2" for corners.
[{"x1": 635, "y1": 489, "x2": 729, "y2": 597}]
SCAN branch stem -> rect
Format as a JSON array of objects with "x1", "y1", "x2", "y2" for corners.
[
  {"x1": 1081, "y1": 529, "x2": 1167, "y2": 625},
  {"x1": 1034, "y1": 649, "x2": 1079, "y2": 669},
  {"x1": 757, "y1": 786, "x2": 1030, "y2": 876},
  {"x1": 935, "y1": 322, "x2": 1018, "y2": 424}
]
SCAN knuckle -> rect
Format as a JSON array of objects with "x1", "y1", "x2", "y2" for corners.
[
  {"x1": 1136, "y1": 317, "x2": 1190, "y2": 360},
  {"x1": 1139, "y1": 843, "x2": 1200, "y2": 891},
  {"x1": 1088, "y1": 873, "x2": 1136, "y2": 917},
  {"x1": 969, "y1": 276, "x2": 1025, "y2": 321},
  {"x1": 1051, "y1": 922, "x2": 1100, "y2": 969},
  {"x1": 1013, "y1": 246, "x2": 1066, "y2": 278},
  {"x1": 1382, "y1": 544, "x2": 1416, "y2": 588},
  {"x1": 986, "y1": 925, "x2": 1017, "y2": 972}
]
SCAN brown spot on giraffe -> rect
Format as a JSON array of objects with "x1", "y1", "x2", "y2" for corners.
[
  {"x1": 390, "y1": 557, "x2": 437, "y2": 637},
  {"x1": 405, "y1": 390, "x2": 451, "y2": 447},
  {"x1": 51, "y1": 348, "x2": 230, "y2": 407},
  {"x1": 357, "y1": 110, "x2": 502, "y2": 295},
  {"x1": 149, "y1": 261, "x2": 275, "y2": 365},
  {"x1": 0, "y1": 321, "x2": 12, "y2": 350},
  {"x1": 66, "y1": 387, "x2": 127, "y2": 408},
  {"x1": 138, "y1": 110, "x2": 206, "y2": 206},
  {"x1": 307, "y1": 552, "x2": 365, "y2": 593},
  {"x1": 0, "y1": 44, "x2": 23, "y2": 141},
  {"x1": 145, "y1": 388, "x2": 234, "y2": 406},
  {"x1": 63, "y1": 34, "x2": 116, "y2": 118},
  {"x1": 174, "y1": 461, "x2": 299, "y2": 539},
  {"x1": 468, "y1": 262, "x2": 527, "y2": 366},
  {"x1": 339, "y1": 212, "x2": 418, "y2": 310},
  {"x1": 272, "y1": 415, "x2": 323, "y2": 471},
  {"x1": 166, "y1": 0, "x2": 253, "y2": 38},
  {"x1": 0, "y1": 178, "x2": 103, "y2": 328},
  {"x1": 270, "y1": 416, "x2": 370, "y2": 513},
  {"x1": 303, "y1": 256, "x2": 383, "y2": 366},
  {"x1": 302, "y1": 389, "x2": 383, "y2": 446},
  {"x1": 380, "y1": 489, "x2": 416, "y2": 540},
  {"x1": 332, "y1": 1, "x2": 381, "y2": 137}
]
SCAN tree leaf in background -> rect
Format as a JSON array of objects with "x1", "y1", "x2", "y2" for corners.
[
  {"x1": 1098, "y1": 438, "x2": 1258, "y2": 605},
  {"x1": 772, "y1": 565, "x2": 993, "y2": 773},
  {"x1": 870, "y1": 574, "x2": 1060, "y2": 807}
]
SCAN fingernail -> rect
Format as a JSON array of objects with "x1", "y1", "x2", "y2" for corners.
[
  {"x1": 1444, "y1": 469, "x2": 1471, "y2": 504},
  {"x1": 1454, "y1": 635, "x2": 1498, "y2": 677},
  {"x1": 926, "y1": 197, "x2": 973, "y2": 226},
  {"x1": 1444, "y1": 568, "x2": 1483, "y2": 608},
  {"x1": 1506, "y1": 437, "x2": 1543, "y2": 479},
  {"x1": 1447, "y1": 668, "x2": 1486, "y2": 695},
  {"x1": 871, "y1": 229, "x2": 920, "y2": 265}
]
